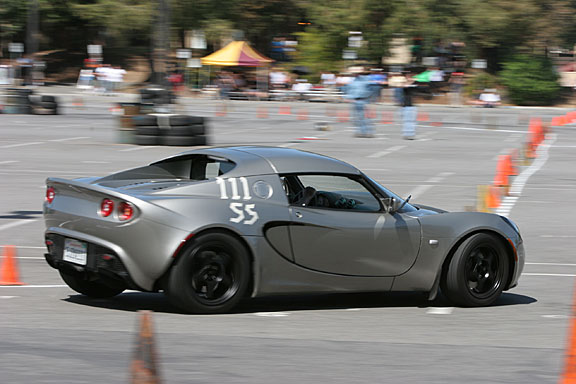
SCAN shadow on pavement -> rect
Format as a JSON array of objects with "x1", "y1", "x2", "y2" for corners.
[{"x1": 62, "y1": 291, "x2": 537, "y2": 315}]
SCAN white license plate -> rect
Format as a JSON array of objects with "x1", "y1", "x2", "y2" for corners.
[{"x1": 63, "y1": 238, "x2": 87, "y2": 266}]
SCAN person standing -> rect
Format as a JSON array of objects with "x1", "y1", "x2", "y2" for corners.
[
  {"x1": 401, "y1": 73, "x2": 418, "y2": 140},
  {"x1": 345, "y1": 68, "x2": 374, "y2": 137}
]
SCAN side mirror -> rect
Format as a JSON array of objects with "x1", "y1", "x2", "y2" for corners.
[{"x1": 381, "y1": 197, "x2": 401, "y2": 214}]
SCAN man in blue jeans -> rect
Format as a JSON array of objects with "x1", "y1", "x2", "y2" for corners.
[
  {"x1": 345, "y1": 68, "x2": 375, "y2": 138},
  {"x1": 401, "y1": 74, "x2": 418, "y2": 140}
]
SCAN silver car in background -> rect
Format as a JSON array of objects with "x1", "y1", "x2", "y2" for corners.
[{"x1": 43, "y1": 146, "x2": 524, "y2": 313}]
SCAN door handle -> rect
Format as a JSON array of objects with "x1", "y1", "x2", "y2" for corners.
[{"x1": 295, "y1": 211, "x2": 303, "y2": 218}]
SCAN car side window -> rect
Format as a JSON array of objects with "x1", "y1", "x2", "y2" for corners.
[{"x1": 284, "y1": 174, "x2": 381, "y2": 212}]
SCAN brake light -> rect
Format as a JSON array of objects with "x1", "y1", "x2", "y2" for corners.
[
  {"x1": 46, "y1": 186, "x2": 55, "y2": 203},
  {"x1": 100, "y1": 198, "x2": 114, "y2": 217},
  {"x1": 118, "y1": 202, "x2": 134, "y2": 221}
]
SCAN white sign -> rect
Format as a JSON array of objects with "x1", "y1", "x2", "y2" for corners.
[
  {"x1": 177, "y1": 49, "x2": 191, "y2": 59},
  {"x1": 9, "y1": 43, "x2": 24, "y2": 53},
  {"x1": 343, "y1": 49, "x2": 357, "y2": 60},
  {"x1": 472, "y1": 59, "x2": 487, "y2": 69},
  {"x1": 186, "y1": 30, "x2": 207, "y2": 50},
  {"x1": 87, "y1": 44, "x2": 102, "y2": 55},
  {"x1": 187, "y1": 58, "x2": 202, "y2": 68}
]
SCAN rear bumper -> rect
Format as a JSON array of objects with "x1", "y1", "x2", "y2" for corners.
[{"x1": 45, "y1": 233, "x2": 141, "y2": 290}]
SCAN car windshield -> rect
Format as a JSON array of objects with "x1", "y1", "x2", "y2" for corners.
[{"x1": 363, "y1": 174, "x2": 418, "y2": 212}]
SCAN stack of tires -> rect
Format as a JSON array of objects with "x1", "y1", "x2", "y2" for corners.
[
  {"x1": 2, "y1": 88, "x2": 33, "y2": 114},
  {"x1": 29, "y1": 95, "x2": 59, "y2": 115},
  {"x1": 139, "y1": 87, "x2": 176, "y2": 107},
  {"x1": 116, "y1": 102, "x2": 142, "y2": 144},
  {"x1": 132, "y1": 115, "x2": 208, "y2": 146}
]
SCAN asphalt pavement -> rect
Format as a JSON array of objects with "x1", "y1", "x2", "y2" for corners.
[{"x1": 1, "y1": 87, "x2": 575, "y2": 383}]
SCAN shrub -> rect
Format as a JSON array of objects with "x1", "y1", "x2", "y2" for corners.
[{"x1": 500, "y1": 55, "x2": 561, "y2": 106}]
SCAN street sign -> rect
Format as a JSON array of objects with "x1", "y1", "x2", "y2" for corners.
[
  {"x1": 87, "y1": 44, "x2": 102, "y2": 55},
  {"x1": 342, "y1": 49, "x2": 357, "y2": 60},
  {"x1": 177, "y1": 49, "x2": 192, "y2": 59},
  {"x1": 9, "y1": 43, "x2": 24, "y2": 53},
  {"x1": 472, "y1": 59, "x2": 487, "y2": 69}
]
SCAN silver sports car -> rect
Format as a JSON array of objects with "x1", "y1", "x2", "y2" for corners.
[{"x1": 43, "y1": 146, "x2": 524, "y2": 313}]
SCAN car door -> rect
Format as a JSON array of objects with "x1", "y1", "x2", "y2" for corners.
[{"x1": 285, "y1": 174, "x2": 421, "y2": 277}]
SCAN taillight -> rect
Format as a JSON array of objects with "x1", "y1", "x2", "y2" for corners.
[
  {"x1": 46, "y1": 186, "x2": 55, "y2": 203},
  {"x1": 118, "y1": 202, "x2": 134, "y2": 221},
  {"x1": 100, "y1": 198, "x2": 114, "y2": 217}
]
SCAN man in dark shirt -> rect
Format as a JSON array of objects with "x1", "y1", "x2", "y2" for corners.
[{"x1": 401, "y1": 74, "x2": 418, "y2": 140}]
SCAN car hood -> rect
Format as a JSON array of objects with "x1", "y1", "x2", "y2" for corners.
[{"x1": 407, "y1": 204, "x2": 447, "y2": 218}]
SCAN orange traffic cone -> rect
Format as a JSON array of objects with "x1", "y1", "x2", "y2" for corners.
[
  {"x1": 380, "y1": 111, "x2": 393, "y2": 124},
  {"x1": 508, "y1": 150, "x2": 519, "y2": 176},
  {"x1": 417, "y1": 112, "x2": 429, "y2": 122},
  {"x1": 493, "y1": 155, "x2": 510, "y2": 193},
  {"x1": 560, "y1": 281, "x2": 576, "y2": 384},
  {"x1": 365, "y1": 106, "x2": 376, "y2": 119},
  {"x1": 337, "y1": 109, "x2": 349, "y2": 123},
  {"x1": 568, "y1": 111, "x2": 576, "y2": 123},
  {"x1": 257, "y1": 106, "x2": 268, "y2": 119},
  {"x1": 215, "y1": 103, "x2": 227, "y2": 117},
  {"x1": 130, "y1": 311, "x2": 161, "y2": 384},
  {"x1": 485, "y1": 185, "x2": 499, "y2": 210},
  {"x1": 551, "y1": 116, "x2": 563, "y2": 127},
  {"x1": 0, "y1": 245, "x2": 24, "y2": 285},
  {"x1": 297, "y1": 108, "x2": 308, "y2": 120},
  {"x1": 279, "y1": 105, "x2": 291, "y2": 115}
]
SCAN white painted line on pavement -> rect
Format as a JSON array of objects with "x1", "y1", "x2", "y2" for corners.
[
  {"x1": 0, "y1": 285, "x2": 68, "y2": 288},
  {"x1": 119, "y1": 146, "x2": 160, "y2": 152},
  {"x1": 368, "y1": 145, "x2": 405, "y2": 158},
  {"x1": 523, "y1": 273, "x2": 576, "y2": 277},
  {"x1": 254, "y1": 312, "x2": 290, "y2": 317},
  {"x1": 542, "y1": 315, "x2": 568, "y2": 319},
  {"x1": 407, "y1": 172, "x2": 455, "y2": 199},
  {"x1": 0, "y1": 296, "x2": 18, "y2": 299},
  {"x1": 0, "y1": 219, "x2": 38, "y2": 232},
  {"x1": 0, "y1": 160, "x2": 19, "y2": 165},
  {"x1": 552, "y1": 145, "x2": 576, "y2": 148},
  {"x1": 426, "y1": 307, "x2": 454, "y2": 315},
  {"x1": 495, "y1": 133, "x2": 557, "y2": 217},
  {"x1": 419, "y1": 125, "x2": 525, "y2": 134},
  {"x1": 526, "y1": 263, "x2": 576, "y2": 266},
  {"x1": 0, "y1": 142, "x2": 43, "y2": 149},
  {"x1": 48, "y1": 136, "x2": 91, "y2": 142}
]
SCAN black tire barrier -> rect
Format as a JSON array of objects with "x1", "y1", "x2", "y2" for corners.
[
  {"x1": 134, "y1": 134, "x2": 160, "y2": 146},
  {"x1": 41, "y1": 95, "x2": 56, "y2": 103},
  {"x1": 41, "y1": 101, "x2": 58, "y2": 110},
  {"x1": 136, "y1": 126, "x2": 161, "y2": 136},
  {"x1": 164, "y1": 124, "x2": 206, "y2": 136},
  {"x1": 132, "y1": 115, "x2": 158, "y2": 126},
  {"x1": 160, "y1": 135, "x2": 208, "y2": 146},
  {"x1": 139, "y1": 87, "x2": 176, "y2": 105}
]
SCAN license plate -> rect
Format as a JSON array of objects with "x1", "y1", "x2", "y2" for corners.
[{"x1": 63, "y1": 238, "x2": 87, "y2": 266}]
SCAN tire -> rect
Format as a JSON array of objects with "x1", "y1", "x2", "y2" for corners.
[
  {"x1": 168, "y1": 115, "x2": 192, "y2": 126},
  {"x1": 160, "y1": 135, "x2": 206, "y2": 146},
  {"x1": 163, "y1": 125, "x2": 205, "y2": 136},
  {"x1": 136, "y1": 125, "x2": 161, "y2": 136},
  {"x1": 166, "y1": 233, "x2": 250, "y2": 313},
  {"x1": 133, "y1": 115, "x2": 158, "y2": 126},
  {"x1": 135, "y1": 134, "x2": 160, "y2": 146},
  {"x1": 41, "y1": 101, "x2": 57, "y2": 110},
  {"x1": 59, "y1": 270, "x2": 125, "y2": 298},
  {"x1": 442, "y1": 233, "x2": 509, "y2": 307},
  {"x1": 41, "y1": 95, "x2": 56, "y2": 103}
]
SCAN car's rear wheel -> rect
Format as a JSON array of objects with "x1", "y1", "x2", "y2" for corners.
[
  {"x1": 167, "y1": 233, "x2": 250, "y2": 314},
  {"x1": 59, "y1": 270, "x2": 125, "y2": 298},
  {"x1": 442, "y1": 233, "x2": 509, "y2": 307}
]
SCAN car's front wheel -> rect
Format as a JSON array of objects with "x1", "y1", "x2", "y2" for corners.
[
  {"x1": 59, "y1": 270, "x2": 125, "y2": 298},
  {"x1": 442, "y1": 233, "x2": 509, "y2": 307},
  {"x1": 166, "y1": 233, "x2": 250, "y2": 314}
]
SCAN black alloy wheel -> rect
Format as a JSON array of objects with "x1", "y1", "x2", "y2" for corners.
[
  {"x1": 167, "y1": 233, "x2": 250, "y2": 314},
  {"x1": 442, "y1": 233, "x2": 509, "y2": 307}
]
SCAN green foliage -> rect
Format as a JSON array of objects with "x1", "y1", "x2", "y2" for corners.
[{"x1": 500, "y1": 55, "x2": 561, "y2": 106}]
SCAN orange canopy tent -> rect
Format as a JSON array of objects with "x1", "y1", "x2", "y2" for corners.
[{"x1": 201, "y1": 41, "x2": 274, "y2": 67}]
